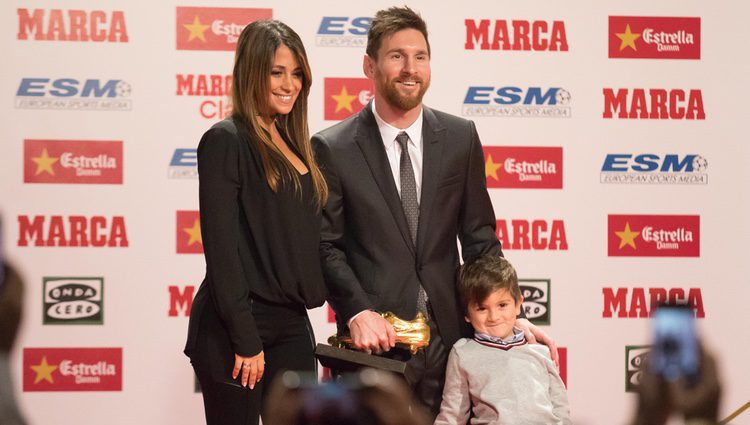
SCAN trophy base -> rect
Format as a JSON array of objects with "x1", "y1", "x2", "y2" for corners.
[{"x1": 314, "y1": 344, "x2": 416, "y2": 383}]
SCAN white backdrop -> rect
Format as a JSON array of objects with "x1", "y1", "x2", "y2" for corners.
[{"x1": 2, "y1": 1, "x2": 749, "y2": 424}]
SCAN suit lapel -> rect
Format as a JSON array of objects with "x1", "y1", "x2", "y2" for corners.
[
  {"x1": 417, "y1": 106, "x2": 446, "y2": 256},
  {"x1": 354, "y1": 104, "x2": 416, "y2": 256}
]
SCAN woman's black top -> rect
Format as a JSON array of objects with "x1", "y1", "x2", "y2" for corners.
[{"x1": 184, "y1": 117, "x2": 325, "y2": 359}]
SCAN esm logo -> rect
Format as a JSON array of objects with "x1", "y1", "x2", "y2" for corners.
[
  {"x1": 463, "y1": 87, "x2": 571, "y2": 118},
  {"x1": 16, "y1": 78, "x2": 131, "y2": 111},
  {"x1": 169, "y1": 149, "x2": 197, "y2": 179},
  {"x1": 601, "y1": 154, "x2": 708, "y2": 185},
  {"x1": 316, "y1": 17, "x2": 371, "y2": 47}
]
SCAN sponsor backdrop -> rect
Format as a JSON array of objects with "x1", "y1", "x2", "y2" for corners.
[{"x1": 2, "y1": 1, "x2": 748, "y2": 424}]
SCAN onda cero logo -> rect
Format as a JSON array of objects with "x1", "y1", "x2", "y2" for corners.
[
  {"x1": 520, "y1": 279, "x2": 550, "y2": 325},
  {"x1": 625, "y1": 345, "x2": 650, "y2": 392},
  {"x1": 43, "y1": 277, "x2": 103, "y2": 325}
]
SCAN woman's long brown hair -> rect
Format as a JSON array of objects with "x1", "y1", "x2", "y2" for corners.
[{"x1": 231, "y1": 20, "x2": 327, "y2": 206}]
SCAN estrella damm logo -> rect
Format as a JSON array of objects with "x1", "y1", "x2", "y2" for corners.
[
  {"x1": 324, "y1": 78, "x2": 374, "y2": 121},
  {"x1": 484, "y1": 146, "x2": 562, "y2": 189},
  {"x1": 23, "y1": 348, "x2": 122, "y2": 391},
  {"x1": 316, "y1": 16, "x2": 371, "y2": 47},
  {"x1": 24, "y1": 139, "x2": 123, "y2": 184},
  {"x1": 43, "y1": 277, "x2": 104, "y2": 325},
  {"x1": 176, "y1": 211, "x2": 202, "y2": 254},
  {"x1": 609, "y1": 16, "x2": 700, "y2": 60},
  {"x1": 176, "y1": 7, "x2": 271, "y2": 51},
  {"x1": 608, "y1": 215, "x2": 700, "y2": 257}
]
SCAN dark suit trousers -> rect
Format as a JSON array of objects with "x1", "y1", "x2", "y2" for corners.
[{"x1": 192, "y1": 299, "x2": 317, "y2": 425}]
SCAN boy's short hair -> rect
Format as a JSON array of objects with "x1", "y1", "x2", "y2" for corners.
[
  {"x1": 459, "y1": 256, "x2": 521, "y2": 312},
  {"x1": 366, "y1": 6, "x2": 431, "y2": 59}
]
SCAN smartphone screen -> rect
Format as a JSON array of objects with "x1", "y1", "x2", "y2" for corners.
[{"x1": 649, "y1": 304, "x2": 699, "y2": 382}]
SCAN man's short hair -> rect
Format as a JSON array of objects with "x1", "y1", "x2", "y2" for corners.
[
  {"x1": 366, "y1": 6, "x2": 430, "y2": 59},
  {"x1": 459, "y1": 256, "x2": 521, "y2": 312}
]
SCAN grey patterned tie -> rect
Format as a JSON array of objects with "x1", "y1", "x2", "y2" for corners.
[{"x1": 395, "y1": 132, "x2": 429, "y2": 317}]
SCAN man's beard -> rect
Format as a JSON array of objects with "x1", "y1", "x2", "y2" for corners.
[{"x1": 378, "y1": 75, "x2": 430, "y2": 111}]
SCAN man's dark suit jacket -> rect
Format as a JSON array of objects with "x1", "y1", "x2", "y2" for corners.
[{"x1": 313, "y1": 103, "x2": 502, "y2": 350}]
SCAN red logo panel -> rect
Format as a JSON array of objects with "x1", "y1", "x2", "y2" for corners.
[
  {"x1": 608, "y1": 215, "x2": 700, "y2": 257},
  {"x1": 23, "y1": 348, "x2": 122, "y2": 391},
  {"x1": 176, "y1": 211, "x2": 202, "y2": 254},
  {"x1": 484, "y1": 146, "x2": 562, "y2": 189},
  {"x1": 609, "y1": 17, "x2": 700, "y2": 60},
  {"x1": 324, "y1": 78, "x2": 374, "y2": 121},
  {"x1": 24, "y1": 140, "x2": 123, "y2": 184},
  {"x1": 176, "y1": 7, "x2": 272, "y2": 51},
  {"x1": 558, "y1": 347, "x2": 567, "y2": 387}
]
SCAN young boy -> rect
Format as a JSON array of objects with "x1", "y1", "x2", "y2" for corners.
[{"x1": 434, "y1": 256, "x2": 571, "y2": 425}]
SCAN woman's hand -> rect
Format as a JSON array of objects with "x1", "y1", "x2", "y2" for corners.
[{"x1": 232, "y1": 351, "x2": 265, "y2": 389}]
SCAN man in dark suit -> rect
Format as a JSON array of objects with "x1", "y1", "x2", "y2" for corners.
[{"x1": 313, "y1": 6, "x2": 557, "y2": 416}]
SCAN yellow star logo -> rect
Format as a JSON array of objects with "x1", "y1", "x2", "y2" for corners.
[
  {"x1": 616, "y1": 24, "x2": 641, "y2": 51},
  {"x1": 485, "y1": 154, "x2": 503, "y2": 181},
  {"x1": 31, "y1": 356, "x2": 58, "y2": 384},
  {"x1": 31, "y1": 148, "x2": 59, "y2": 176},
  {"x1": 183, "y1": 16, "x2": 210, "y2": 43},
  {"x1": 331, "y1": 86, "x2": 357, "y2": 113},
  {"x1": 615, "y1": 222, "x2": 640, "y2": 250},
  {"x1": 183, "y1": 219, "x2": 203, "y2": 246}
]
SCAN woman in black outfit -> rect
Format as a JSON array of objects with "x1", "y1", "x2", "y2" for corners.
[{"x1": 184, "y1": 20, "x2": 328, "y2": 425}]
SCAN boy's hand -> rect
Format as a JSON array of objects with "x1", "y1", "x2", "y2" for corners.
[{"x1": 516, "y1": 318, "x2": 560, "y2": 368}]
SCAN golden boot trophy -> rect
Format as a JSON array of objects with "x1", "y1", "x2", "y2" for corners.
[{"x1": 328, "y1": 312, "x2": 430, "y2": 355}]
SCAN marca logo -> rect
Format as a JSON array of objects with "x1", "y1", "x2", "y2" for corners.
[
  {"x1": 496, "y1": 219, "x2": 568, "y2": 250},
  {"x1": 462, "y1": 87, "x2": 571, "y2": 118},
  {"x1": 43, "y1": 277, "x2": 103, "y2": 325},
  {"x1": 324, "y1": 78, "x2": 374, "y2": 121},
  {"x1": 603, "y1": 287, "x2": 705, "y2": 318},
  {"x1": 608, "y1": 215, "x2": 699, "y2": 257},
  {"x1": 16, "y1": 78, "x2": 131, "y2": 111},
  {"x1": 558, "y1": 347, "x2": 568, "y2": 387},
  {"x1": 17, "y1": 215, "x2": 128, "y2": 247},
  {"x1": 465, "y1": 19, "x2": 568, "y2": 51},
  {"x1": 168, "y1": 285, "x2": 195, "y2": 317},
  {"x1": 316, "y1": 16, "x2": 371, "y2": 47},
  {"x1": 17, "y1": 8, "x2": 128, "y2": 42},
  {"x1": 169, "y1": 148, "x2": 197, "y2": 179},
  {"x1": 175, "y1": 74, "x2": 232, "y2": 120},
  {"x1": 176, "y1": 7, "x2": 272, "y2": 51},
  {"x1": 520, "y1": 279, "x2": 550, "y2": 325},
  {"x1": 484, "y1": 147, "x2": 562, "y2": 189},
  {"x1": 609, "y1": 16, "x2": 700, "y2": 60},
  {"x1": 177, "y1": 211, "x2": 202, "y2": 254},
  {"x1": 601, "y1": 154, "x2": 708, "y2": 185},
  {"x1": 625, "y1": 345, "x2": 650, "y2": 392},
  {"x1": 24, "y1": 140, "x2": 123, "y2": 184},
  {"x1": 23, "y1": 348, "x2": 122, "y2": 391},
  {"x1": 603, "y1": 88, "x2": 705, "y2": 120}
]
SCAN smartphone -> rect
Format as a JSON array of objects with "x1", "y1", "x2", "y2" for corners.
[{"x1": 649, "y1": 303, "x2": 699, "y2": 383}]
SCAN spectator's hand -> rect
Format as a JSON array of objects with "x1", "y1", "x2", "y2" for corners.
[
  {"x1": 232, "y1": 351, "x2": 265, "y2": 389},
  {"x1": 516, "y1": 318, "x2": 559, "y2": 368},
  {"x1": 349, "y1": 310, "x2": 396, "y2": 354},
  {"x1": 669, "y1": 348, "x2": 721, "y2": 423}
]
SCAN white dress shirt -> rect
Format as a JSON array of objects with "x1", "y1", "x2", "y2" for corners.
[{"x1": 371, "y1": 99, "x2": 424, "y2": 202}]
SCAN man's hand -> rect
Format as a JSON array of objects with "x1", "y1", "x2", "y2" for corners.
[
  {"x1": 349, "y1": 310, "x2": 396, "y2": 353},
  {"x1": 516, "y1": 318, "x2": 559, "y2": 368}
]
